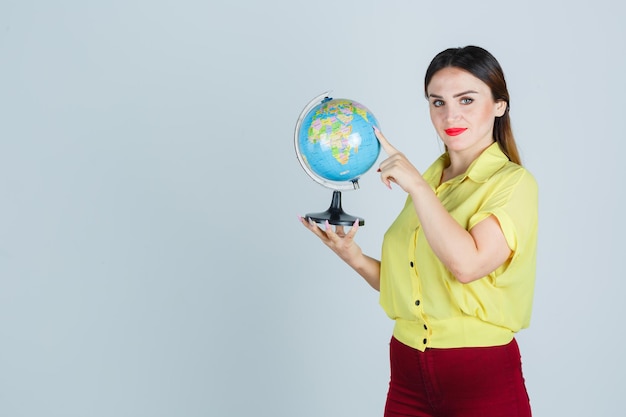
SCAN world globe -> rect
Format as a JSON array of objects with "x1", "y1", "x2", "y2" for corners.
[{"x1": 295, "y1": 92, "x2": 381, "y2": 226}]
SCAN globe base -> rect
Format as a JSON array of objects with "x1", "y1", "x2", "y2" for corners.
[{"x1": 305, "y1": 190, "x2": 364, "y2": 226}]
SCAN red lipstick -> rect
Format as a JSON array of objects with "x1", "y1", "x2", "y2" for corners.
[{"x1": 444, "y1": 128, "x2": 467, "y2": 136}]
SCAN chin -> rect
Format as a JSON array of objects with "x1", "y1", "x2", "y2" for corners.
[{"x1": 442, "y1": 140, "x2": 469, "y2": 152}]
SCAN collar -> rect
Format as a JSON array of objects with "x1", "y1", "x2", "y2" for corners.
[{"x1": 423, "y1": 142, "x2": 510, "y2": 187}]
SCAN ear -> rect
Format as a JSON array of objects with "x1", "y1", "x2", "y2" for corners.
[{"x1": 494, "y1": 100, "x2": 507, "y2": 117}]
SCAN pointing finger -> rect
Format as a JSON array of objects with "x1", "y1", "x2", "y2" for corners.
[{"x1": 373, "y1": 125, "x2": 400, "y2": 156}]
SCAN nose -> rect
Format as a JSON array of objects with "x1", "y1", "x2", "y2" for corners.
[{"x1": 444, "y1": 104, "x2": 462, "y2": 122}]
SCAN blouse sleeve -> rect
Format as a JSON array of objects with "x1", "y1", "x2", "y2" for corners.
[{"x1": 468, "y1": 168, "x2": 538, "y2": 255}]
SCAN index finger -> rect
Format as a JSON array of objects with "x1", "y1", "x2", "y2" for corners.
[{"x1": 373, "y1": 126, "x2": 400, "y2": 156}]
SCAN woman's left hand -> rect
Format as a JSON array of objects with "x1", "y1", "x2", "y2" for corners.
[{"x1": 374, "y1": 126, "x2": 425, "y2": 194}]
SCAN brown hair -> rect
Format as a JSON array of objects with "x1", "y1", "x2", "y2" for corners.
[{"x1": 424, "y1": 46, "x2": 521, "y2": 165}]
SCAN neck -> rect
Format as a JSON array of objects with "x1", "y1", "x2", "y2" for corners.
[{"x1": 442, "y1": 141, "x2": 493, "y2": 183}]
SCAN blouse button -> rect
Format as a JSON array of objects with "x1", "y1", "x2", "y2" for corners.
[
  {"x1": 423, "y1": 339, "x2": 427, "y2": 345},
  {"x1": 409, "y1": 261, "x2": 414, "y2": 268},
  {"x1": 415, "y1": 300, "x2": 420, "y2": 306}
]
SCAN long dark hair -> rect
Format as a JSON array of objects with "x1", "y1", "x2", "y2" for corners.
[{"x1": 424, "y1": 46, "x2": 521, "y2": 165}]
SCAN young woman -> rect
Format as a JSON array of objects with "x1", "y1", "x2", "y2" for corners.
[{"x1": 299, "y1": 45, "x2": 537, "y2": 417}]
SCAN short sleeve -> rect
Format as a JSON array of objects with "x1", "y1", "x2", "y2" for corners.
[{"x1": 468, "y1": 169, "x2": 538, "y2": 255}]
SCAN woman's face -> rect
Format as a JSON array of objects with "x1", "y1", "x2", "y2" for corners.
[{"x1": 426, "y1": 67, "x2": 506, "y2": 156}]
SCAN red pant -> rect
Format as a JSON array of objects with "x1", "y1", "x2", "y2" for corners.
[{"x1": 384, "y1": 336, "x2": 531, "y2": 417}]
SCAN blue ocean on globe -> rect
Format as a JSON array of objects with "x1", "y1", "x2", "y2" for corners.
[{"x1": 297, "y1": 97, "x2": 381, "y2": 184}]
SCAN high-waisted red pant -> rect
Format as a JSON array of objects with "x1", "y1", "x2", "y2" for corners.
[{"x1": 384, "y1": 336, "x2": 532, "y2": 417}]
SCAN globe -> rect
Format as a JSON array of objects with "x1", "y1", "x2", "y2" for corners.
[{"x1": 295, "y1": 92, "x2": 381, "y2": 226}]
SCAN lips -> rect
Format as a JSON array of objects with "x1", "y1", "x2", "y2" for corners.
[{"x1": 444, "y1": 128, "x2": 467, "y2": 136}]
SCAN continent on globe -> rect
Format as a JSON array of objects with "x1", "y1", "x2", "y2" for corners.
[{"x1": 307, "y1": 100, "x2": 373, "y2": 166}]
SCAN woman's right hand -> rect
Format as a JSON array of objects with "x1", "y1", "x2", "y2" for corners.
[
  {"x1": 298, "y1": 216, "x2": 363, "y2": 265},
  {"x1": 298, "y1": 215, "x2": 382, "y2": 291}
]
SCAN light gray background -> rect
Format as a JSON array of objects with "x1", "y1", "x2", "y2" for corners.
[{"x1": 1, "y1": 1, "x2": 624, "y2": 416}]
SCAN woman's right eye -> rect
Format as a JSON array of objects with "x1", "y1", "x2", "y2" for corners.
[{"x1": 432, "y1": 100, "x2": 444, "y2": 107}]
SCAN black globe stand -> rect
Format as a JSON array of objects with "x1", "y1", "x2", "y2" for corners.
[{"x1": 305, "y1": 190, "x2": 364, "y2": 226}]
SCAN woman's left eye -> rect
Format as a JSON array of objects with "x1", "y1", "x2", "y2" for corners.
[{"x1": 460, "y1": 97, "x2": 473, "y2": 104}]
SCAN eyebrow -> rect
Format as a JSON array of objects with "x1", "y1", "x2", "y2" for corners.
[{"x1": 428, "y1": 90, "x2": 479, "y2": 99}]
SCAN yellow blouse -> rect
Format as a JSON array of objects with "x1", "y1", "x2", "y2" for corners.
[{"x1": 379, "y1": 142, "x2": 538, "y2": 352}]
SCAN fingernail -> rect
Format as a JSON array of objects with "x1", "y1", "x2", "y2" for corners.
[{"x1": 377, "y1": 168, "x2": 381, "y2": 172}]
